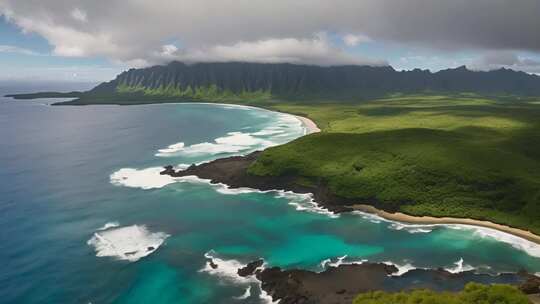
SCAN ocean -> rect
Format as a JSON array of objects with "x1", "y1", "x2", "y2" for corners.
[{"x1": 1, "y1": 85, "x2": 539, "y2": 303}]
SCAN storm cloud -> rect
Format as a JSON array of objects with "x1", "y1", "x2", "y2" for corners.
[{"x1": 1, "y1": 0, "x2": 539, "y2": 66}]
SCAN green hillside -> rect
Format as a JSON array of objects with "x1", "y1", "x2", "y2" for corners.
[{"x1": 249, "y1": 94, "x2": 540, "y2": 234}]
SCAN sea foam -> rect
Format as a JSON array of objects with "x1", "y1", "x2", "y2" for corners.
[
  {"x1": 110, "y1": 167, "x2": 177, "y2": 189},
  {"x1": 87, "y1": 224, "x2": 169, "y2": 262},
  {"x1": 444, "y1": 258, "x2": 475, "y2": 274},
  {"x1": 155, "y1": 132, "x2": 273, "y2": 157},
  {"x1": 460, "y1": 225, "x2": 540, "y2": 258},
  {"x1": 351, "y1": 211, "x2": 540, "y2": 258},
  {"x1": 97, "y1": 221, "x2": 120, "y2": 231},
  {"x1": 200, "y1": 251, "x2": 276, "y2": 303},
  {"x1": 155, "y1": 109, "x2": 304, "y2": 158}
]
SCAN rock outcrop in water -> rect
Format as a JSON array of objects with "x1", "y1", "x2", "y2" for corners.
[
  {"x1": 234, "y1": 260, "x2": 536, "y2": 304},
  {"x1": 237, "y1": 259, "x2": 264, "y2": 277}
]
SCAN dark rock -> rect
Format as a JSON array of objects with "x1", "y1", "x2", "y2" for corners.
[
  {"x1": 239, "y1": 260, "x2": 529, "y2": 304},
  {"x1": 160, "y1": 151, "x2": 371, "y2": 214},
  {"x1": 147, "y1": 246, "x2": 155, "y2": 251},
  {"x1": 238, "y1": 259, "x2": 264, "y2": 277},
  {"x1": 160, "y1": 165, "x2": 175, "y2": 176},
  {"x1": 520, "y1": 275, "x2": 540, "y2": 294}
]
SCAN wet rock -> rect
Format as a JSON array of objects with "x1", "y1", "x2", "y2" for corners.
[{"x1": 238, "y1": 259, "x2": 264, "y2": 277}]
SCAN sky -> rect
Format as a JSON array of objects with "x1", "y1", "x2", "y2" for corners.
[{"x1": 1, "y1": 0, "x2": 540, "y2": 82}]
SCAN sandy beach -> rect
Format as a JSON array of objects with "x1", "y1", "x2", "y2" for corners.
[
  {"x1": 295, "y1": 115, "x2": 321, "y2": 134},
  {"x1": 353, "y1": 204, "x2": 540, "y2": 244}
]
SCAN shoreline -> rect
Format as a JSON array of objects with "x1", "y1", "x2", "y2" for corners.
[
  {"x1": 294, "y1": 115, "x2": 321, "y2": 134},
  {"x1": 157, "y1": 104, "x2": 540, "y2": 246},
  {"x1": 353, "y1": 204, "x2": 540, "y2": 245},
  {"x1": 26, "y1": 97, "x2": 540, "y2": 246}
]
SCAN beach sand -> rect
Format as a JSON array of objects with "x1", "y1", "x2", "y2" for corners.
[
  {"x1": 295, "y1": 115, "x2": 321, "y2": 134},
  {"x1": 353, "y1": 204, "x2": 540, "y2": 244}
]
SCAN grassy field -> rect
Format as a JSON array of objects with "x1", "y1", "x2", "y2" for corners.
[{"x1": 247, "y1": 94, "x2": 540, "y2": 234}]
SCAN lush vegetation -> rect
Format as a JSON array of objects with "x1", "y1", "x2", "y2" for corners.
[
  {"x1": 248, "y1": 94, "x2": 540, "y2": 233},
  {"x1": 116, "y1": 83, "x2": 272, "y2": 102},
  {"x1": 93, "y1": 62, "x2": 540, "y2": 98},
  {"x1": 353, "y1": 283, "x2": 530, "y2": 304}
]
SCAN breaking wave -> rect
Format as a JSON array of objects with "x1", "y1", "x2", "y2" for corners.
[
  {"x1": 110, "y1": 167, "x2": 177, "y2": 190},
  {"x1": 87, "y1": 224, "x2": 169, "y2": 262},
  {"x1": 445, "y1": 258, "x2": 475, "y2": 274},
  {"x1": 155, "y1": 109, "x2": 304, "y2": 158},
  {"x1": 200, "y1": 251, "x2": 276, "y2": 303}
]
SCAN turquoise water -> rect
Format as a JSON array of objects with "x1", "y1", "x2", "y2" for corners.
[{"x1": 1, "y1": 92, "x2": 540, "y2": 303}]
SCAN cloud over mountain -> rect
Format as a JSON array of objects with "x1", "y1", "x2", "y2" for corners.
[{"x1": 1, "y1": 0, "x2": 539, "y2": 67}]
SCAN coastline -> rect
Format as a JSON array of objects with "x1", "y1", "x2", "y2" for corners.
[
  {"x1": 287, "y1": 112, "x2": 540, "y2": 245},
  {"x1": 17, "y1": 95, "x2": 540, "y2": 246},
  {"x1": 159, "y1": 104, "x2": 540, "y2": 246},
  {"x1": 353, "y1": 204, "x2": 540, "y2": 245},
  {"x1": 294, "y1": 115, "x2": 321, "y2": 134}
]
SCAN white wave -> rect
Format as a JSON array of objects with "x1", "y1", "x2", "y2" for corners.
[
  {"x1": 320, "y1": 255, "x2": 349, "y2": 268},
  {"x1": 388, "y1": 222, "x2": 435, "y2": 234},
  {"x1": 215, "y1": 187, "x2": 260, "y2": 195},
  {"x1": 174, "y1": 174, "x2": 339, "y2": 218},
  {"x1": 382, "y1": 261, "x2": 418, "y2": 276},
  {"x1": 319, "y1": 255, "x2": 368, "y2": 271},
  {"x1": 155, "y1": 108, "x2": 304, "y2": 158},
  {"x1": 462, "y1": 225, "x2": 540, "y2": 258},
  {"x1": 352, "y1": 211, "x2": 540, "y2": 259},
  {"x1": 156, "y1": 131, "x2": 273, "y2": 157},
  {"x1": 351, "y1": 210, "x2": 387, "y2": 224},
  {"x1": 200, "y1": 251, "x2": 278, "y2": 303},
  {"x1": 97, "y1": 222, "x2": 119, "y2": 231},
  {"x1": 259, "y1": 283, "x2": 279, "y2": 304},
  {"x1": 233, "y1": 286, "x2": 251, "y2": 300},
  {"x1": 251, "y1": 128, "x2": 286, "y2": 136},
  {"x1": 319, "y1": 257, "x2": 416, "y2": 276},
  {"x1": 110, "y1": 167, "x2": 177, "y2": 190},
  {"x1": 200, "y1": 251, "x2": 257, "y2": 284},
  {"x1": 276, "y1": 191, "x2": 339, "y2": 218},
  {"x1": 157, "y1": 142, "x2": 185, "y2": 155},
  {"x1": 445, "y1": 258, "x2": 475, "y2": 274},
  {"x1": 87, "y1": 225, "x2": 169, "y2": 262}
]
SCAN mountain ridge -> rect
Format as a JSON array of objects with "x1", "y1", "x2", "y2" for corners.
[{"x1": 7, "y1": 61, "x2": 540, "y2": 103}]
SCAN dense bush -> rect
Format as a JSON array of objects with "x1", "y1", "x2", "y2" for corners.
[{"x1": 353, "y1": 283, "x2": 530, "y2": 304}]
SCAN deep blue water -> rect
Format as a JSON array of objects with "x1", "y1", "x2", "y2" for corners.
[{"x1": 1, "y1": 87, "x2": 539, "y2": 303}]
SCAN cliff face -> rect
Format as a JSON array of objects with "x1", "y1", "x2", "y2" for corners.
[{"x1": 87, "y1": 61, "x2": 540, "y2": 99}]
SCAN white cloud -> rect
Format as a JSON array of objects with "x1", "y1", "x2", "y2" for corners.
[
  {"x1": 0, "y1": 0, "x2": 539, "y2": 67},
  {"x1": 160, "y1": 44, "x2": 179, "y2": 57},
  {"x1": 71, "y1": 8, "x2": 87, "y2": 23},
  {"x1": 470, "y1": 51, "x2": 540, "y2": 74},
  {"x1": 0, "y1": 44, "x2": 41, "y2": 56},
  {"x1": 342, "y1": 34, "x2": 371, "y2": 47},
  {"x1": 162, "y1": 34, "x2": 384, "y2": 66}
]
